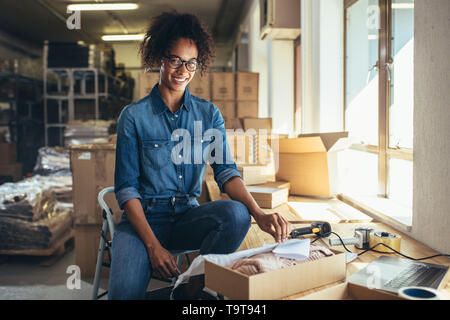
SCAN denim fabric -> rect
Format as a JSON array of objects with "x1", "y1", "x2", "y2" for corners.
[
  {"x1": 107, "y1": 198, "x2": 251, "y2": 300},
  {"x1": 114, "y1": 84, "x2": 241, "y2": 210}
]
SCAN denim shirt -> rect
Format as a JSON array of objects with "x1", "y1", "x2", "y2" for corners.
[{"x1": 114, "y1": 84, "x2": 241, "y2": 210}]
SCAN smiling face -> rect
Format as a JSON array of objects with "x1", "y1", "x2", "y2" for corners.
[{"x1": 159, "y1": 37, "x2": 199, "y2": 93}]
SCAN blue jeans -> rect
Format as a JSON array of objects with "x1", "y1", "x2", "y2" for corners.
[{"x1": 107, "y1": 198, "x2": 251, "y2": 300}]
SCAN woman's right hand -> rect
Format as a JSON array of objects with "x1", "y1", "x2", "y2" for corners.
[{"x1": 147, "y1": 244, "x2": 181, "y2": 280}]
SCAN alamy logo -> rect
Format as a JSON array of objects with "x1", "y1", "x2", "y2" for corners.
[
  {"x1": 367, "y1": 5, "x2": 380, "y2": 30},
  {"x1": 366, "y1": 265, "x2": 381, "y2": 289},
  {"x1": 66, "y1": 265, "x2": 81, "y2": 290},
  {"x1": 66, "y1": 9, "x2": 81, "y2": 30},
  {"x1": 166, "y1": 123, "x2": 280, "y2": 173}
]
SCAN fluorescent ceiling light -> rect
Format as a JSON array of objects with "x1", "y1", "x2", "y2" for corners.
[
  {"x1": 67, "y1": 3, "x2": 139, "y2": 11},
  {"x1": 102, "y1": 34, "x2": 145, "y2": 41},
  {"x1": 368, "y1": 35, "x2": 378, "y2": 40},
  {"x1": 392, "y1": 3, "x2": 414, "y2": 9}
]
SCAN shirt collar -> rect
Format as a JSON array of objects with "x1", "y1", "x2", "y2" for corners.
[{"x1": 150, "y1": 84, "x2": 192, "y2": 115}]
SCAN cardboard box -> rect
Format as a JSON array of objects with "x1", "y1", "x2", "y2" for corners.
[
  {"x1": 139, "y1": 71, "x2": 160, "y2": 99},
  {"x1": 75, "y1": 224, "x2": 111, "y2": 279},
  {"x1": 0, "y1": 162, "x2": 22, "y2": 181},
  {"x1": 188, "y1": 73, "x2": 211, "y2": 100},
  {"x1": 197, "y1": 180, "x2": 210, "y2": 204},
  {"x1": 225, "y1": 118, "x2": 243, "y2": 130},
  {"x1": 298, "y1": 282, "x2": 403, "y2": 300},
  {"x1": 238, "y1": 165, "x2": 267, "y2": 185},
  {"x1": 276, "y1": 132, "x2": 350, "y2": 197},
  {"x1": 254, "y1": 133, "x2": 288, "y2": 166},
  {"x1": 205, "y1": 248, "x2": 346, "y2": 300},
  {"x1": 70, "y1": 143, "x2": 122, "y2": 225},
  {"x1": 237, "y1": 101, "x2": 258, "y2": 118},
  {"x1": 212, "y1": 72, "x2": 235, "y2": 100},
  {"x1": 0, "y1": 142, "x2": 17, "y2": 164},
  {"x1": 236, "y1": 72, "x2": 259, "y2": 101},
  {"x1": 214, "y1": 100, "x2": 236, "y2": 120},
  {"x1": 242, "y1": 118, "x2": 272, "y2": 132},
  {"x1": 246, "y1": 186, "x2": 289, "y2": 209},
  {"x1": 253, "y1": 180, "x2": 291, "y2": 191},
  {"x1": 226, "y1": 131, "x2": 255, "y2": 165}
]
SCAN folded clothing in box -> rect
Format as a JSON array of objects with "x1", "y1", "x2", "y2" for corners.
[{"x1": 228, "y1": 245, "x2": 335, "y2": 276}]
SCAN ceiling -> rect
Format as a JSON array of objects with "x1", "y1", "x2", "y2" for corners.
[{"x1": 0, "y1": 0, "x2": 252, "y2": 50}]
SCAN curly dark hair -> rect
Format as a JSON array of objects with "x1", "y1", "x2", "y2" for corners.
[{"x1": 140, "y1": 11, "x2": 215, "y2": 75}]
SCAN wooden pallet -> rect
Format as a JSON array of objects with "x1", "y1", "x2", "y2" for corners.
[{"x1": 0, "y1": 229, "x2": 75, "y2": 266}]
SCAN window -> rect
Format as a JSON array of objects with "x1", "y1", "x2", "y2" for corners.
[{"x1": 343, "y1": 0, "x2": 414, "y2": 224}]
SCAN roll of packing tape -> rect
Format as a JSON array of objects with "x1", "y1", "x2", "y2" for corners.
[
  {"x1": 398, "y1": 287, "x2": 442, "y2": 300},
  {"x1": 369, "y1": 231, "x2": 401, "y2": 253}
]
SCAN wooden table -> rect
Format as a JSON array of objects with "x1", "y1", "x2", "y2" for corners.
[
  {"x1": 284, "y1": 222, "x2": 450, "y2": 299},
  {"x1": 237, "y1": 220, "x2": 450, "y2": 299}
]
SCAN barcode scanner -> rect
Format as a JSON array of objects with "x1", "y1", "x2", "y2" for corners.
[{"x1": 290, "y1": 222, "x2": 332, "y2": 238}]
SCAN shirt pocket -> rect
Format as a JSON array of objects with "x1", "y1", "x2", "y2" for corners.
[{"x1": 141, "y1": 139, "x2": 171, "y2": 170}]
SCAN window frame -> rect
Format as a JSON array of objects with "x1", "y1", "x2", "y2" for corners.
[{"x1": 344, "y1": 0, "x2": 414, "y2": 200}]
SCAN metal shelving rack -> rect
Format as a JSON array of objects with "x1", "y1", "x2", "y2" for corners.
[
  {"x1": 0, "y1": 73, "x2": 42, "y2": 143},
  {"x1": 43, "y1": 41, "x2": 125, "y2": 146}
]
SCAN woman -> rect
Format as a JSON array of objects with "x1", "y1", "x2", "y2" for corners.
[{"x1": 109, "y1": 11, "x2": 292, "y2": 300}]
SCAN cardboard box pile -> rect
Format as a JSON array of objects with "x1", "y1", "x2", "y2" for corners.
[
  {"x1": 188, "y1": 73, "x2": 211, "y2": 100},
  {"x1": 70, "y1": 142, "x2": 120, "y2": 278},
  {"x1": 0, "y1": 140, "x2": 22, "y2": 182}
]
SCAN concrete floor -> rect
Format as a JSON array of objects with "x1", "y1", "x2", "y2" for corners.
[{"x1": 0, "y1": 249, "x2": 170, "y2": 300}]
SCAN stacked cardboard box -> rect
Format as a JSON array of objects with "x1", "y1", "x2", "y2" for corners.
[
  {"x1": 188, "y1": 73, "x2": 211, "y2": 100},
  {"x1": 0, "y1": 140, "x2": 22, "y2": 182},
  {"x1": 236, "y1": 72, "x2": 259, "y2": 119},
  {"x1": 70, "y1": 142, "x2": 119, "y2": 278},
  {"x1": 212, "y1": 72, "x2": 236, "y2": 129}
]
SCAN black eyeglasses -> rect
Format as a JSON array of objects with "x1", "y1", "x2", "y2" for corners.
[{"x1": 165, "y1": 54, "x2": 199, "y2": 72}]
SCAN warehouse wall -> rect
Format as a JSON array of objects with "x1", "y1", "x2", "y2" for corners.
[
  {"x1": 245, "y1": 0, "x2": 295, "y2": 135},
  {"x1": 248, "y1": 1, "x2": 269, "y2": 118},
  {"x1": 413, "y1": 0, "x2": 450, "y2": 253},
  {"x1": 269, "y1": 40, "x2": 295, "y2": 135}
]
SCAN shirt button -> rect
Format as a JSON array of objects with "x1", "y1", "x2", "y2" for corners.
[
  {"x1": 171, "y1": 117, "x2": 175, "y2": 120},
  {"x1": 179, "y1": 175, "x2": 183, "y2": 179},
  {"x1": 175, "y1": 114, "x2": 178, "y2": 118},
  {"x1": 178, "y1": 155, "x2": 182, "y2": 158},
  {"x1": 154, "y1": 144, "x2": 159, "y2": 147}
]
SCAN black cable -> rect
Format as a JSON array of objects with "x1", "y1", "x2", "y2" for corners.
[
  {"x1": 329, "y1": 231, "x2": 450, "y2": 261},
  {"x1": 330, "y1": 232, "x2": 353, "y2": 253},
  {"x1": 357, "y1": 242, "x2": 450, "y2": 261},
  {"x1": 311, "y1": 236, "x2": 321, "y2": 244}
]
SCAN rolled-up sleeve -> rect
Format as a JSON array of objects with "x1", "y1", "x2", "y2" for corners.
[
  {"x1": 114, "y1": 106, "x2": 142, "y2": 209},
  {"x1": 209, "y1": 106, "x2": 241, "y2": 193}
]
